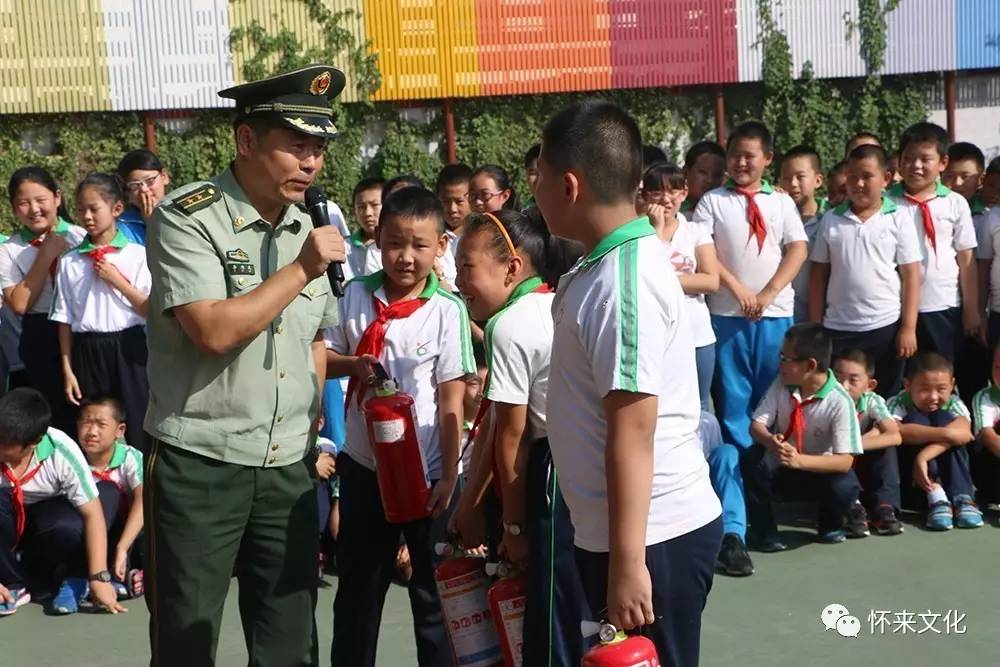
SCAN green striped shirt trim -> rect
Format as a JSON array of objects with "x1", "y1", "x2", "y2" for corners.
[
  {"x1": 53, "y1": 437, "x2": 98, "y2": 503},
  {"x1": 972, "y1": 387, "x2": 998, "y2": 434},
  {"x1": 482, "y1": 277, "x2": 545, "y2": 392},
  {"x1": 831, "y1": 383, "x2": 864, "y2": 454},
  {"x1": 436, "y1": 287, "x2": 476, "y2": 374},
  {"x1": 617, "y1": 239, "x2": 641, "y2": 392}
]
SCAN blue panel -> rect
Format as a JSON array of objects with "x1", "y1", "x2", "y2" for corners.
[{"x1": 956, "y1": 0, "x2": 1000, "y2": 70}]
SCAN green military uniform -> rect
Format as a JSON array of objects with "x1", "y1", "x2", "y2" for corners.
[{"x1": 143, "y1": 64, "x2": 345, "y2": 667}]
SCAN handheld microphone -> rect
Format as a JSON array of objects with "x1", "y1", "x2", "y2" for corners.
[{"x1": 305, "y1": 186, "x2": 345, "y2": 298}]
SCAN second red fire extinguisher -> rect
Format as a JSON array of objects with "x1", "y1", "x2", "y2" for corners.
[
  {"x1": 485, "y1": 562, "x2": 526, "y2": 667},
  {"x1": 581, "y1": 622, "x2": 661, "y2": 667},
  {"x1": 434, "y1": 543, "x2": 504, "y2": 667},
  {"x1": 363, "y1": 364, "x2": 432, "y2": 523}
]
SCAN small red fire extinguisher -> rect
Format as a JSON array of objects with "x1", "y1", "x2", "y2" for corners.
[
  {"x1": 363, "y1": 364, "x2": 432, "y2": 523},
  {"x1": 581, "y1": 621, "x2": 661, "y2": 667},
  {"x1": 434, "y1": 543, "x2": 504, "y2": 667},
  {"x1": 485, "y1": 562, "x2": 526, "y2": 667}
]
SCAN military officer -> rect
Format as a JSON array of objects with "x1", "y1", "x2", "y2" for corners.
[{"x1": 143, "y1": 64, "x2": 347, "y2": 666}]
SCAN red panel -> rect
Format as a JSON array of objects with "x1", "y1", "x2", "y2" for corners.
[
  {"x1": 473, "y1": 0, "x2": 612, "y2": 96},
  {"x1": 609, "y1": 0, "x2": 739, "y2": 89}
]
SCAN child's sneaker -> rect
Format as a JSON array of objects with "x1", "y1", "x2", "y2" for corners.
[
  {"x1": 953, "y1": 495, "x2": 984, "y2": 528},
  {"x1": 817, "y1": 528, "x2": 846, "y2": 544},
  {"x1": 0, "y1": 587, "x2": 30, "y2": 616},
  {"x1": 111, "y1": 581, "x2": 129, "y2": 600},
  {"x1": 926, "y1": 501, "x2": 954, "y2": 531},
  {"x1": 844, "y1": 501, "x2": 870, "y2": 538},
  {"x1": 870, "y1": 504, "x2": 904, "y2": 535},
  {"x1": 50, "y1": 577, "x2": 88, "y2": 615},
  {"x1": 716, "y1": 533, "x2": 755, "y2": 577}
]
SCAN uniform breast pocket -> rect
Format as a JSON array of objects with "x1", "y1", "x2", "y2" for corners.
[
  {"x1": 289, "y1": 277, "x2": 330, "y2": 341},
  {"x1": 227, "y1": 272, "x2": 262, "y2": 297}
]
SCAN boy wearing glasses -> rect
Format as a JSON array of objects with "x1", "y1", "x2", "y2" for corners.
[{"x1": 746, "y1": 324, "x2": 864, "y2": 549}]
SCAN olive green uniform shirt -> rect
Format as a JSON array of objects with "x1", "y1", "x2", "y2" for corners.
[{"x1": 145, "y1": 167, "x2": 337, "y2": 467}]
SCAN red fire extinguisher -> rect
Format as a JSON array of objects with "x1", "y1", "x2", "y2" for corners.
[
  {"x1": 581, "y1": 622, "x2": 661, "y2": 667},
  {"x1": 434, "y1": 543, "x2": 504, "y2": 667},
  {"x1": 485, "y1": 562, "x2": 527, "y2": 667},
  {"x1": 363, "y1": 364, "x2": 432, "y2": 523}
]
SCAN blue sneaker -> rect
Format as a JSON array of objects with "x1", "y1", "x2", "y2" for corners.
[
  {"x1": 50, "y1": 577, "x2": 88, "y2": 615},
  {"x1": 926, "y1": 501, "x2": 954, "y2": 531},
  {"x1": 817, "y1": 528, "x2": 846, "y2": 544},
  {"x1": 953, "y1": 495, "x2": 984, "y2": 528},
  {"x1": 0, "y1": 587, "x2": 30, "y2": 616}
]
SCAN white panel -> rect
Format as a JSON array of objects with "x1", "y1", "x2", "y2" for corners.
[
  {"x1": 884, "y1": 0, "x2": 955, "y2": 75},
  {"x1": 735, "y1": 0, "x2": 760, "y2": 82},
  {"x1": 782, "y1": 0, "x2": 865, "y2": 79},
  {"x1": 102, "y1": 0, "x2": 235, "y2": 111}
]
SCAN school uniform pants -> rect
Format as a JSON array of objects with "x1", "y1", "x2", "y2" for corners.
[
  {"x1": 144, "y1": 441, "x2": 319, "y2": 667},
  {"x1": 916, "y1": 307, "x2": 962, "y2": 364},
  {"x1": 825, "y1": 320, "x2": 904, "y2": 397},
  {"x1": 855, "y1": 447, "x2": 902, "y2": 510},
  {"x1": 708, "y1": 443, "x2": 749, "y2": 539},
  {"x1": 0, "y1": 483, "x2": 121, "y2": 590},
  {"x1": 19, "y1": 314, "x2": 74, "y2": 435},
  {"x1": 575, "y1": 516, "x2": 722, "y2": 667},
  {"x1": 711, "y1": 316, "x2": 791, "y2": 449},
  {"x1": 972, "y1": 445, "x2": 1000, "y2": 506},
  {"x1": 523, "y1": 439, "x2": 588, "y2": 667},
  {"x1": 331, "y1": 453, "x2": 448, "y2": 667},
  {"x1": 897, "y1": 410, "x2": 975, "y2": 507},
  {"x1": 988, "y1": 312, "x2": 1000, "y2": 349},
  {"x1": 695, "y1": 343, "x2": 716, "y2": 411},
  {"x1": 743, "y1": 444, "x2": 861, "y2": 538},
  {"x1": 73, "y1": 326, "x2": 149, "y2": 454}
]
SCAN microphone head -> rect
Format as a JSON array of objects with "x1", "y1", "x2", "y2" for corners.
[{"x1": 304, "y1": 185, "x2": 326, "y2": 208}]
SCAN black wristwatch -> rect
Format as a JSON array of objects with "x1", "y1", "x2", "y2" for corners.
[{"x1": 89, "y1": 570, "x2": 112, "y2": 583}]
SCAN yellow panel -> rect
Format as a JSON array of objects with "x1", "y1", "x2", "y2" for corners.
[{"x1": 227, "y1": 0, "x2": 368, "y2": 103}]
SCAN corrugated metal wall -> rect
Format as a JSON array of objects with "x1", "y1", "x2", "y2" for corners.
[{"x1": 1, "y1": 0, "x2": 998, "y2": 114}]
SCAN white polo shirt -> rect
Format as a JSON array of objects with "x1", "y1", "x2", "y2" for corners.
[
  {"x1": 363, "y1": 242, "x2": 384, "y2": 276},
  {"x1": 693, "y1": 180, "x2": 807, "y2": 318},
  {"x1": 90, "y1": 440, "x2": 143, "y2": 494},
  {"x1": 886, "y1": 391, "x2": 970, "y2": 421},
  {"x1": 972, "y1": 385, "x2": 1000, "y2": 436},
  {"x1": 484, "y1": 277, "x2": 552, "y2": 442},
  {"x1": 888, "y1": 182, "x2": 977, "y2": 313},
  {"x1": 547, "y1": 217, "x2": 720, "y2": 553},
  {"x1": 0, "y1": 428, "x2": 98, "y2": 507},
  {"x1": 343, "y1": 230, "x2": 373, "y2": 282},
  {"x1": 971, "y1": 195, "x2": 990, "y2": 252},
  {"x1": 326, "y1": 270, "x2": 475, "y2": 479},
  {"x1": 810, "y1": 197, "x2": 923, "y2": 331},
  {"x1": 49, "y1": 231, "x2": 151, "y2": 333},
  {"x1": 791, "y1": 214, "x2": 820, "y2": 323},
  {"x1": 975, "y1": 208, "x2": 1000, "y2": 313},
  {"x1": 699, "y1": 410, "x2": 723, "y2": 458},
  {"x1": 662, "y1": 213, "x2": 715, "y2": 347},
  {"x1": 0, "y1": 220, "x2": 87, "y2": 315},
  {"x1": 752, "y1": 370, "x2": 863, "y2": 463},
  {"x1": 439, "y1": 230, "x2": 460, "y2": 291},
  {"x1": 855, "y1": 391, "x2": 891, "y2": 433}
]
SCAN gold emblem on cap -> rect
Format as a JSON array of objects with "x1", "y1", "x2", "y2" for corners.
[{"x1": 310, "y1": 71, "x2": 332, "y2": 96}]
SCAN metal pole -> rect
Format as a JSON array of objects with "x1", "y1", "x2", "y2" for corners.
[
  {"x1": 442, "y1": 98, "x2": 457, "y2": 164},
  {"x1": 143, "y1": 112, "x2": 158, "y2": 153},
  {"x1": 944, "y1": 71, "x2": 957, "y2": 143},
  {"x1": 714, "y1": 86, "x2": 726, "y2": 146}
]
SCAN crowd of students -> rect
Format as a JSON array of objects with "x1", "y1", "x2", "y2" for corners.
[{"x1": 2, "y1": 99, "x2": 1000, "y2": 667}]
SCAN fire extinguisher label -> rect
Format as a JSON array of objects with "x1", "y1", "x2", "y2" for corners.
[
  {"x1": 372, "y1": 418, "x2": 406, "y2": 443},
  {"x1": 437, "y1": 570, "x2": 502, "y2": 667},
  {"x1": 497, "y1": 596, "x2": 525, "y2": 666}
]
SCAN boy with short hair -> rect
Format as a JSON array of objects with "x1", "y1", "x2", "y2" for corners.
[
  {"x1": 682, "y1": 140, "x2": 726, "y2": 214},
  {"x1": 824, "y1": 161, "x2": 848, "y2": 209},
  {"x1": 887, "y1": 352, "x2": 982, "y2": 530},
  {"x1": 326, "y1": 186, "x2": 473, "y2": 666},
  {"x1": 971, "y1": 345, "x2": 1000, "y2": 511},
  {"x1": 810, "y1": 144, "x2": 922, "y2": 398},
  {"x1": 0, "y1": 388, "x2": 124, "y2": 616},
  {"x1": 536, "y1": 99, "x2": 722, "y2": 667},
  {"x1": 693, "y1": 121, "x2": 808, "y2": 457},
  {"x1": 845, "y1": 132, "x2": 881, "y2": 156},
  {"x1": 779, "y1": 145, "x2": 824, "y2": 322},
  {"x1": 889, "y1": 122, "x2": 979, "y2": 364},
  {"x1": 345, "y1": 177, "x2": 383, "y2": 280},
  {"x1": 832, "y1": 349, "x2": 904, "y2": 535},
  {"x1": 434, "y1": 163, "x2": 473, "y2": 289},
  {"x1": 524, "y1": 143, "x2": 541, "y2": 200},
  {"x1": 78, "y1": 396, "x2": 144, "y2": 598},
  {"x1": 747, "y1": 324, "x2": 864, "y2": 547}
]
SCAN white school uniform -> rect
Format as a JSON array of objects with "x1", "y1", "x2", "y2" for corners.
[
  {"x1": 693, "y1": 181, "x2": 807, "y2": 318},
  {"x1": 972, "y1": 385, "x2": 1000, "y2": 436},
  {"x1": 791, "y1": 214, "x2": 820, "y2": 323},
  {"x1": 547, "y1": 217, "x2": 720, "y2": 553},
  {"x1": 699, "y1": 410, "x2": 723, "y2": 458},
  {"x1": 484, "y1": 278, "x2": 552, "y2": 442},
  {"x1": 325, "y1": 271, "x2": 475, "y2": 479},
  {"x1": 888, "y1": 182, "x2": 977, "y2": 313},
  {"x1": 752, "y1": 370, "x2": 863, "y2": 465},
  {"x1": 810, "y1": 197, "x2": 923, "y2": 331},
  {"x1": 855, "y1": 391, "x2": 892, "y2": 433},
  {"x1": 975, "y1": 208, "x2": 1000, "y2": 313},
  {"x1": 89, "y1": 440, "x2": 143, "y2": 494},
  {"x1": 971, "y1": 196, "x2": 991, "y2": 252},
  {"x1": 0, "y1": 220, "x2": 87, "y2": 315},
  {"x1": 0, "y1": 428, "x2": 98, "y2": 507},
  {"x1": 49, "y1": 231, "x2": 151, "y2": 333},
  {"x1": 662, "y1": 213, "x2": 716, "y2": 348},
  {"x1": 343, "y1": 231, "x2": 373, "y2": 282},
  {"x1": 439, "y1": 230, "x2": 460, "y2": 291},
  {"x1": 363, "y1": 243, "x2": 384, "y2": 275},
  {"x1": 886, "y1": 391, "x2": 970, "y2": 421}
]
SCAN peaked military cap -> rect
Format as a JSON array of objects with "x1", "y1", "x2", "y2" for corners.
[{"x1": 218, "y1": 64, "x2": 346, "y2": 138}]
